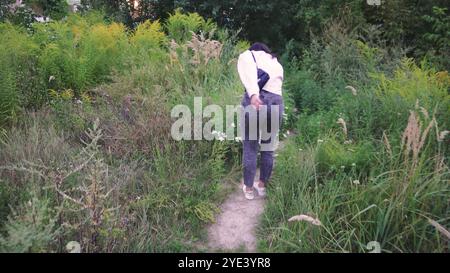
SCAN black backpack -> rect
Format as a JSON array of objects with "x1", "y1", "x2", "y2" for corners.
[{"x1": 251, "y1": 51, "x2": 270, "y2": 91}]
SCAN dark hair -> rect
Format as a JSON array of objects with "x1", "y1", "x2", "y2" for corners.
[{"x1": 249, "y1": 42, "x2": 277, "y2": 58}]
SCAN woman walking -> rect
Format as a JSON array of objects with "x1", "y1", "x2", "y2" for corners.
[{"x1": 237, "y1": 43, "x2": 284, "y2": 200}]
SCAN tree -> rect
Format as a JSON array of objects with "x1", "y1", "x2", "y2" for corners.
[
  {"x1": 1, "y1": 0, "x2": 36, "y2": 27},
  {"x1": 78, "y1": 0, "x2": 133, "y2": 25},
  {"x1": 25, "y1": 0, "x2": 69, "y2": 20}
]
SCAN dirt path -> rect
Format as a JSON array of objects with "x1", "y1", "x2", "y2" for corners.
[
  {"x1": 206, "y1": 138, "x2": 289, "y2": 252},
  {"x1": 206, "y1": 169, "x2": 265, "y2": 252}
]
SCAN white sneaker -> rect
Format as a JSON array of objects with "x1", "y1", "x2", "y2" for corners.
[
  {"x1": 254, "y1": 182, "x2": 266, "y2": 197},
  {"x1": 242, "y1": 185, "x2": 254, "y2": 200}
]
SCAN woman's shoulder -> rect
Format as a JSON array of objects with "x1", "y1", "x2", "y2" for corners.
[
  {"x1": 238, "y1": 50, "x2": 252, "y2": 61},
  {"x1": 240, "y1": 50, "x2": 252, "y2": 56}
]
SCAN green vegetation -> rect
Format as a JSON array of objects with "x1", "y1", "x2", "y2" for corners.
[
  {"x1": 0, "y1": 2, "x2": 448, "y2": 253},
  {"x1": 0, "y1": 10, "x2": 243, "y2": 252},
  {"x1": 258, "y1": 20, "x2": 449, "y2": 253}
]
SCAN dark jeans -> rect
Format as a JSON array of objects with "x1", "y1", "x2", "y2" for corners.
[{"x1": 241, "y1": 90, "x2": 284, "y2": 188}]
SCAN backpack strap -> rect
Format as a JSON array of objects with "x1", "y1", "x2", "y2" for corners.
[{"x1": 250, "y1": 51, "x2": 259, "y2": 69}]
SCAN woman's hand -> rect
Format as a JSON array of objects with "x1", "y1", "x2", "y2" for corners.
[{"x1": 250, "y1": 94, "x2": 264, "y2": 110}]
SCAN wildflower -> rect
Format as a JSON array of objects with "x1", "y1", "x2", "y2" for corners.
[
  {"x1": 231, "y1": 122, "x2": 236, "y2": 128},
  {"x1": 352, "y1": 180, "x2": 360, "y2": 185},
  {"x1": 351, "y1": 163, "x2": 356, "y2": 167},
  {"x1": 235, "y1": 137, "x2": 242, "y2": 142},
  {"x1": 49, "y1": 75, "x2": 55, "y2": 82},
  {"x1": 317, "y1": 139, "x2": 324, "y2": 143},
  {"x1": 341, "y1": 165, "x2": 345, "y2": 169}
]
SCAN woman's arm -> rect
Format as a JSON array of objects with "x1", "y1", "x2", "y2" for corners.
[{"x1": 237, "y1": 51, "x2": 259, "y2": 98}]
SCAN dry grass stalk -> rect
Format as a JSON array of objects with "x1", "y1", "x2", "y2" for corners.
[
  {"x1": 419, "y1": 107, "x2": 429, "y2": 120},
  {"x1": 382, "y1": 131, "x2": 392, "y2": 158},
  {"x1": 170, "y1": 32, "x2": 223, "y2": 67},
  {"x1": 288, "y1": 214, "x2": 322, "y2": 226},
  {"x1": 337, "y1": 118, "x2": 348, "y2": 139},
  {"x1": 345, "y1": 85, "x2": 357, "y2": 96},
  {"x1": 438, "y1": 130, "x2": 449, "y2": 142},
  {"x1": 186, "y1": 32, "x2": 223, "y2": 65},
  {"x1": 400, "y1": 110, "x2": 436, "y2": 167},
  {"x1": 434, "y1": 155, "x2": 446, "y2": 174},
  {"x1": 428, "y1": 218, "x2": 450, "y2": 239}
]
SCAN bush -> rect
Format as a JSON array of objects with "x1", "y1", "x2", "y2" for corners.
[
  {"x1": 0, "y1": 196, "x2": 60, "y2": 253},
  {"x1": 0, "y1": 23, "x2": 40, "y2": 123},
  {"x1": 0, "y1": 10, "x2": 245, "y2": 253},
  {"x1": 0, "y1": 60, "x2": 19, "y2": 128},
  {"x1": 287, "y1": 68, "x2": 341, "y2": 113},
  {"x1": 315, "y1": 136, "x2": 374, "y2": 177},
  {"x1": 35, "y1": 18, "x2": 129, "y2": 96},
  {"x1": 130, "y1": 19, "x2": 167, "y2": 57},
  {"x1": 372, "y1": 59, "x2": 450, "y2": 132},
  {"x1": 165, "y1": 8, "x2": 217, "y2": 43}
]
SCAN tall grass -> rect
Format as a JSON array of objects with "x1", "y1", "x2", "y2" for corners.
[
  {"x1": 0, "y1": 10, "x2": 244, "y2": 253},
  {"x1": 259, "y1": 18, "x2": 449, "y2": 253}
]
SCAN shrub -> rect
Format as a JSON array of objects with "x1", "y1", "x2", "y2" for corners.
[
  {"x1": 0, "y1": 23, "x2": 40, "y2": 120},
  {"x1": 165, "y1": 8, "x2": 217, "y2": 43},
  {"x1": 0, "y1": 60, "x2": 19, "y2": 128},
  {"x1": 0, "y1": 195, "x2": 60, "y2": 253},
  {"x1": 373, "y1": 59, "x2": 450, "y2": 128},
  {"x1": 130, "y1": 19, "x2": 167, "y2": 50},
  {"x1": 285, "y1": 68, "x2": 338, "y2": 113},
  {"x1": 36, "y1": 18, "x2": 129, "y2": 97},
  {"x1": 315, "y1": 136, "x2": 374, "y2": 177}
]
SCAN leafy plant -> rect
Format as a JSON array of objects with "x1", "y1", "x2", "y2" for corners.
[
  {"x1": 165, "y1": 8, "x2": 217, "y2": 43},
  {"x1": 0, "y1": 195, "x2": 60, "y2": 253}
]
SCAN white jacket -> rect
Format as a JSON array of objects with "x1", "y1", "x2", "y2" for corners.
[{"x1": 237, "y1": 50, "x2": 284, "y2": 97}]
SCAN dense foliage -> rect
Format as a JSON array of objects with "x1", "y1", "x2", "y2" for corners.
[
  {"x1": 0, "y1": 11, "x2": 243, "y2": 252},
  {"x1": 259, "y1": 19, "x2": 449, "y2": 253},
  {"x1": 0, "y1": 2, "x2": 448, "y2": 253}
]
